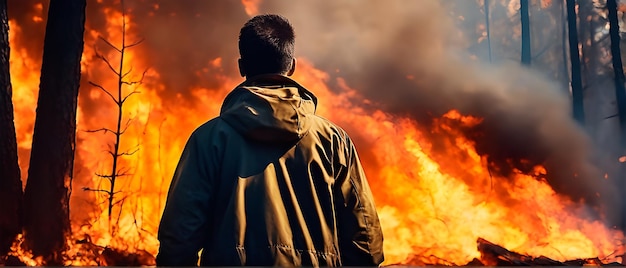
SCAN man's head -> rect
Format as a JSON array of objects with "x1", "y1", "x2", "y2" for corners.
[{"x1": 238, "y1": 14, "x2": 296, "y2": 78}]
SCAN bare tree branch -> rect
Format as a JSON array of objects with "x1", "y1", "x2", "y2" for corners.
[
  {"x1": 121, "y1": 90, "x2": 141, "y2": 105},
  {"x1": 118, "y1": 147, "x2": 139, "y2": 156},
  {"x1": 98, "y1": 35, "x2": 121, "y2": 53},
  {"x1": 125, "y1": 38, "x2": 144, "y2": 49},
  {"x1": 122, "y1": 68, "x2": 149, "y2": 86},
  {"x1": 82, "y1": 187, "x2": 112, "y2": 195},
  {"x1": 113, "y1": 195, "x2": 129, "y2": 207},
  {"x1": 119, "y1": 117, "x2": 134, "y2": 135},
  {"x1": 84, "y1": 127, "x2": 116, "y2": 135},
  {"x1": 94, "y1": 48, "x2": 120, "y2": 76},
  {"x1": 121, "y1": 65, "x2": 133, "y2": 78},
  {"x1": 116, "y1": 166, "x2": 134, "y2": 177},
  {"x1": 95, "y1": 173, "x2": 114, "y2": 180},
  {"x1": 89, "y1": 81, "x2": 119, "y2": 105}
]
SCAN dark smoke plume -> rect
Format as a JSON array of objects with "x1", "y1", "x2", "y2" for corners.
[{"x1": 255, "y1": 0, "x2": 620, "y2": 221}]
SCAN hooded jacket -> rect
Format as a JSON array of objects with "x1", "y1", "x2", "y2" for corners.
[{"x1": 156, "y1": 75, "x2": 384, "y2": 267}]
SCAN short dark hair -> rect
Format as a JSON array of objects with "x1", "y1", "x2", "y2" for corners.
[{"x1": 238, "y1": 14, "x2": 295, "y2": 77}]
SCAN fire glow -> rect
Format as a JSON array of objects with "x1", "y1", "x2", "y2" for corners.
[{"x1": 7, "y1": 0, "x2": 625, "y2": 266}]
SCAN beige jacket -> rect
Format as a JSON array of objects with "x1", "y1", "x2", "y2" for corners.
[{"x1": 156, "y1": 75, "x2": 384, "y2": 266}]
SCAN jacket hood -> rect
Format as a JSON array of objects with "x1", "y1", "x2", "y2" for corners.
[{"x1": 220, "y1": 74, "x2": 318, "y2": 143}]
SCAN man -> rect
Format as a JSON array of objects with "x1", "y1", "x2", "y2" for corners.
[{"x1": 156, "y1": 14, "x2": 384, "y2": 267}]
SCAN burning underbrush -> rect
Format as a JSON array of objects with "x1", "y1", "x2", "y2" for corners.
[{"x1": 5, "y1": 234, "x2": 155, "y2": 266}]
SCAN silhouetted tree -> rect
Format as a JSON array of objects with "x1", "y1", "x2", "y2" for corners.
[
  {"x1": 607, "y1": 0, "x2": 626, "y2": 230},
  {"x1": 83, "y1": 0, "x2": 145, "y2": 234},
  {"x1": 521, "y1": 0, "x2": 531, "y2": 65},
  {"x1": 22, "y1": 0, "x2": 86, "y2": 264},
  {"x1": 608, "y1": 0, "x2": 626, "y2": 145},
  {"x1": 0, "y1": 0, "x2": 22, "y2": 259},
  {"x1": 567, "y1": 0, "x2": 585, "y2": 124}
]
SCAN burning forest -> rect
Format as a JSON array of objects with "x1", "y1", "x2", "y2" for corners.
[{"x1": 2, "y1": 0, "x2": 626, "y2": 266}]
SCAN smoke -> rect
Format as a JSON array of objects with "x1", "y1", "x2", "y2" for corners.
[
  {"x1": 121, "y1": 1, "x2": 248, "y2": 94},
  {"x1": 252, "y1": 0, "x2": 620, "y2": 221}
]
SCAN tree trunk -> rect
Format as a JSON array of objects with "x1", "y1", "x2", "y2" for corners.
[
  {"x1": 484, "y1": 0, "x2": 492, "y2": 63},
  {"x1": 607, "y1": 0, "x2": 626, "y2": 230},
  {"x1": 22, "y1": 0, "x2": 86, "y2": 264},
  {"x1": 567, "y1": 0, "x2": 585, "y2": 124},
  {"x1": 521, "y1": 0, "x2": 531, "y2": 65},
  {"x1": 561, "y1": 0, "x2": 571, "y2": 92},
  {"x1": 0, "y1": 0, "x2": 22, "y2": 258}
]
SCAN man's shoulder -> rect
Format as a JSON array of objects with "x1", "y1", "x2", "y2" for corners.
[
  {"x1": 309, "y1": 114, "x2": 342, "y2": 129},
  {"x1": 308, "y1": 115, "x2": 351, "y2": 141},
  {"x1": 189, "y1": 117, "x2": 235, "y2": 139}
]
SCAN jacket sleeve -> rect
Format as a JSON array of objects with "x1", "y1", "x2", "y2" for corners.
[
  {"x1": 335, "y1": 139, "x2": 385, "y2": 266},
  {"x1": 156, "y1": 130, "x2": 214, "y2": 266}
]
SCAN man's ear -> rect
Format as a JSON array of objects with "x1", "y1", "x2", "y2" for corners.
[
  {"x1": 286, "y1": 58, "x2": 296, "y2": 76},
  {"x1": 238, "y1": 58, "x2": 246, "y2": 77}
]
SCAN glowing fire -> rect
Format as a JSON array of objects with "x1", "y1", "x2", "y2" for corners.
[
  {"x1": 241, "y1": 0, "x2": 261, "y2": 16},
  {"x1": 7, "y1": 1, "x2": 624, "y2": 266}
]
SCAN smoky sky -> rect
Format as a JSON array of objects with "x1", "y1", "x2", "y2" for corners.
[{"x1": 122, "y1": 0, "x2": 248, "y2": 92}]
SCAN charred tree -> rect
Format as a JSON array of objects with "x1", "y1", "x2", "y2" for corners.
[
  {"x1": 567, "y1": 0, "x2": 585, "y2": 124},
  {"x1": 22, "y1": 0, "x2": 86, "y2": 264},
  {"x1": 83, "y1": 0, "x2": 145, "y2": 234},
  {"x1": 0, "y1": 0, "x2": 22, "y2": 259},
  {"x1": 520, "y1": 0, "x2": 531, "y2": 66},
  {"x1": 607, "y1": 0, "x2": 626, "y2": 230},
  {"x1": 607, "y1": 0, "x2": 626, "y2": 144}
]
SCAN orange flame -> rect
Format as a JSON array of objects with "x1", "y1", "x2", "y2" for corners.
[{"x1": 240, "y1": 0, "x2": 261, "y2": 17}]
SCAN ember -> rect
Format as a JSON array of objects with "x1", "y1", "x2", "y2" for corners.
[{"x1": 3, "y1": 0, "x2": 626, "y2": 266}]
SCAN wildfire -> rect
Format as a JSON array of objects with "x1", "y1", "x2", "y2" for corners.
[{"x1": 6, "y1": 1, "x2": 625, "y2": 266}]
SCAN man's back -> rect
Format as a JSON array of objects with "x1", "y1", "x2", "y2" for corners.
[
  {"x1": 157, "y1": 75, "x2": 384, "y2": 266},
  {"x1": 157, "y1": 14, "x2": 384, "y2": 267}
]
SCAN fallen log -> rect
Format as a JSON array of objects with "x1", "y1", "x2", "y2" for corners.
[
  {"x1": 74, "y1": 237, "x2": 155, "y2": 266},
  {"x1": 477, "y1": 237, "x2": 536, "y2": 266},
  {"x1": 477, "y1": 237, "x2": 622, "y2": 266},
  {"x1": 98, "y1": 247, "x2": 156, "y2": 266},
  {"x1": 383, "y1": 237, "x2": 623, "y2": 266}
]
